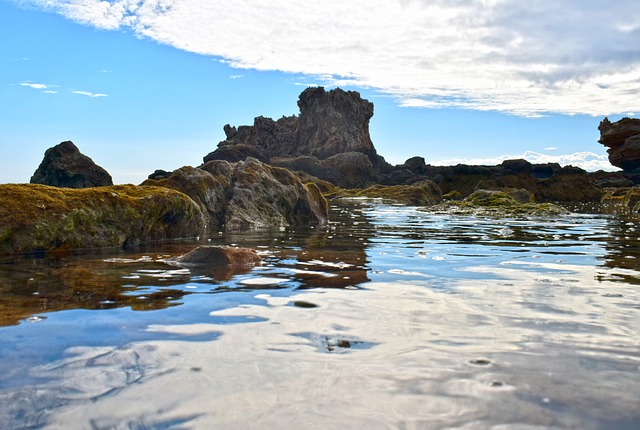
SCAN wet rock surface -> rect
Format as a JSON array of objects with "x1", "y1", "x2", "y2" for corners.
[
  {"x1": 0, "y1": 184, "x2": 203, "y2": 254},
  {"x1": 30, "y1": 141, "x2": 113, "y2": 188},
  {"x1": 174, "y1": 245, "x2": 261, "y2": 267}
]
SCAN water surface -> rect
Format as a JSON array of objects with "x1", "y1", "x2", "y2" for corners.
[{"x1": 1, "y1": 200, "x2": 639, "y2": 429}]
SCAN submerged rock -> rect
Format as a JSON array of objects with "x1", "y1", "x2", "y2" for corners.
[
  {"x1": 175, "y1": 246, "x2": 261, "y2": 267},
  {"x1": 0, "y1": 184, "x2": 204, "y2": 254},
  {"x1": 30, "y1": 141, "x2": 113, "y2": 188}
]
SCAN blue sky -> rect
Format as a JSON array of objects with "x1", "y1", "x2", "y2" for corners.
[{"x1": 2, "y1": 0, "x2": 638, "y2": 184}]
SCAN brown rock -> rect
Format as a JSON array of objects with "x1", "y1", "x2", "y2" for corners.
[
  {"x1": 598, "y1": 117, "x2": 640, "y2": 171},
  {"x1": 175, "y1": 245, "x2": 261, "y2": 267}
]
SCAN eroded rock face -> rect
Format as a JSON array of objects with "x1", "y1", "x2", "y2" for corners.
[
  {"x1": 598, "y1": 117, "x2": 640, "y2": 171},
  {"x1": 144, "y1": 158, "x2": 329, "y2": 230},
  {"x1": 30, "y1": 141, "x2": 113, "y2": 188},
  {"x1": 203, "y1": 87, "x2": 385, "y2": 188}
]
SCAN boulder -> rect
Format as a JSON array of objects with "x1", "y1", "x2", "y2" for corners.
[
  {"x1": 598, "y1": 117, "x2": 640, "y2": 171},
  {"x1": 0, "y1": 184, "x2": 204, "y2": 254},
  {"x1": 30, "y1": 141, "x2": 113, "y2": 188},
  {"x1": 144, "y1": 158, "x2": 329, "y2": 230}
]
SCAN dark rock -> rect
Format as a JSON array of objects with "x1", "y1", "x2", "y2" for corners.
[
  {"x1": 0, "y1": 184, "x2": 203, "y2": 254},
  {"x1": 148, "y1": 169, "x2": 172, "y2": 181},
  {"x1": 203, "y1": 143, "x2": 267, "y2": 163},
  {"x1": 501, "y1": 159, "x2": 533, "y2": 174},
  {"x1": 30, "y1": 141, "x2": 113, "y2": 188},
  {"x1": 175, "y1": 245, "x2": 261, "y2": 267},
  {"x1": 403, "y1": 156, "x2": 428, "y2": 175},
  {"x1": 598, "y1": 117, "x2": 640, "y2": 171}
]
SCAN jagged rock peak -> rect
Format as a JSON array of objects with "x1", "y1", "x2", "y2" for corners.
[
  {"x1": 30, "y1": 141, "x2": 113, "y2": 188},
  {"x1": 204, "y1": 87, "x2": 379, "y2": 163}
]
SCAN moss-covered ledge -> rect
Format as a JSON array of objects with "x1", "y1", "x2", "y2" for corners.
[{"x1": 0, "y1": 184, "x2": 204, "y2": 254}]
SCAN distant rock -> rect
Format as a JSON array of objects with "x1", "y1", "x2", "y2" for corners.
[
  {"x1": 30, "y1": 141, "x2": 113, "y2": 188},
  {"x1": 0, "y1": 184, "x2": 203, "y2": 254},
  {"x1": 380, "y1": 159, "x2": 603, "y2": 203},
  {"x1": 598, "y1": 117, "x2": 640, "y2": 171},
  {"x1": 203, "y1": 87, "x2": 389, "y2": 188}
]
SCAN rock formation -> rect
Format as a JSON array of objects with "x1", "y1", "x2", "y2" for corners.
[
  {"x1": 30, "y1": 141, "x2": 113, "y2": 188},
  {"x1": 144, "y1": 157, "x2": 329, "y2": 230},
  {"x1": 378, "y1": 158, "x2": 603, "y2": 203},
  {"x1": 203, "y1": 87, "x2": 388, "y2": 188},
  {"x1": 598, "y1": 117, "x2": 640, "y2": 172},
  {"x1": 0, "y1": 184, "x2": 203, "y2": 254}
]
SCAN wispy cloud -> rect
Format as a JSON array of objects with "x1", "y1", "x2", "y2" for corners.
[
  {"x1": 23, "y1": 0, "x2": 640, "y2": 117},
  {"x1": 20, "y1": 82, "x2": 49, "y2": 90},
  {"x1": 71, "y1": 90, "x2": 108, "y2": 98},
  {"x1": 433, "y1": 151, "x2": 617, "y2": 172}
]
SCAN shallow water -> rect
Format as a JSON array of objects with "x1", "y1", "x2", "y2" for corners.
[{"x1": 1, "y1": 200, "x2": 639, "y2": 429}]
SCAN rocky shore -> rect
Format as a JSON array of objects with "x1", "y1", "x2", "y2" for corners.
[{"x1": 2, "y1": 86, "x2": 640, "y2": 254}]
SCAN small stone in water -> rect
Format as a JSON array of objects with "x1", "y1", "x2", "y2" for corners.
[
  {"x1": 469, "y1": 358, "x2": 491, "y2": 366},
  {"x1": 292, "y1": 301, "x2": 318, "y2": 308},
  {"x1": 602, "y1": 293, "x2": 623, "y2": 298},
  {"x1": 489, "y1": 381, "x2": 504, "y2": 387}
]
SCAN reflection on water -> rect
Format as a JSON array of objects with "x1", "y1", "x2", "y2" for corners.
[{"x1": 0, "y1": 200, "x2": 639, "y2": 429}]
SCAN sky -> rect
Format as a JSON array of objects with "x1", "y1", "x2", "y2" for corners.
[{"x1": 2, "y1": 0, "x2": 638, "y2": 184}]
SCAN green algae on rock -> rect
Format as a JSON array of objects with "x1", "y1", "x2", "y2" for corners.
[
  {"x1": 430, "y1": 189, "x2": 569, "y2": 217},
  {"x1": 329, "y1": 180, "x2": 443, "y2": 206},
  {"x1": 0, "y1": 184, "x2": 204, "y2": 254}
]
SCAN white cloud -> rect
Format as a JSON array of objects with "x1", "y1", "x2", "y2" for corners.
[
  {"x1": 20, "y1": 82, "x2": 49, "y2": 89},
  {"x1": 72, "y1": 90, "x2": 108, "y2": 97},
  {"x1": 433, "y1": 151, "x2": 618, "y2": 172},
  {"x1": 544, "y1": 147, "x2": 557, "y2": 151},
  {"x1": 23, "y1": 0, "x2": 640, "y2": 117}
]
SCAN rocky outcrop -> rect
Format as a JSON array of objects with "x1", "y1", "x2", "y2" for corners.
[
  {"x1": 598, "y1": 117, "x2": 640, "y2": 172},
  {"x1": 30, "y1": 141, "x2": 113, "y2": 188},
  {"x1": 144, "y1": 158, "x2": 329, "y2": 230},
  {"x1": 0, "y1": 184, "x2": 203, "y2": 254},
  {"x1": 203, "y1": 87, "x2": 388, "y2": 188},
  {"x1": 380, "y1": 158, "x2": 603, "y2": 203},
  {"x1": 333, "y1": 180, "x2": 443, "y2": 206}
]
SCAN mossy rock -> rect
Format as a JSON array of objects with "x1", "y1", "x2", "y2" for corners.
[
  {"x1": 332, "y1": 180, "x2": 443, "y2": 205},
  {"x1": 0, "y1": 184, "x2": 204, "y2": 254},
  {"x1": 452, "y1": 190, "x2": 567, "y2": 216}
]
